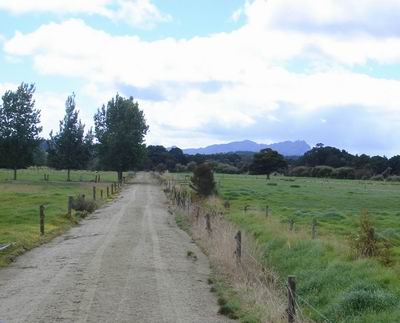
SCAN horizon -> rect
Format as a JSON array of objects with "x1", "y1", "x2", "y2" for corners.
[{"x1": 1, "y1": 0, "x2": 400, "y2": 156}]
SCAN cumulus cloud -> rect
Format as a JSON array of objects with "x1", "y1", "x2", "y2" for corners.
[
  {"x1": 3, "y1": 0, "x2": 400, "y2": 153},
  {"x1": 0, "y1": 0, "x2": 170, "y2": 29}
]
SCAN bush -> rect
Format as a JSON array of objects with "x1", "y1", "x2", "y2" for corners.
[
  {"x1": 72, "y1": 194, "x2": 97, "y2": 213},
  {"x1": 175, "y1": 163, "x2": 187, "y2": 172},
  {"x1": 290, "y1": 166, "x2": 312, "y2": 177},
  {"x1": 354, "y1": 168, "x2": 372, "y2": 180},
  {"x1": 187, "y1": 161, "x2": 197, "y2": 172},
  {"x1": 311, "y1": 165, "x2": 334, "y2": 178},
  {"x1": 332, "y1": 167, "x2": 356, "y2": 179},
  {"x1": 386, "y1": 175, "x2": 400, "y2": 182},
  {"x1": 371, "y1": 174, "x2": 384, "y2": 181},
  {"x1": 190, "y1": 163, "x2": 216, "y2": 197},
  {"x1": 214, "y1": 163, "x2": 240, "y2": 174}
]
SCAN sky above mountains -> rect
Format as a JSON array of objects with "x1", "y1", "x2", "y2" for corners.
[{"x1": 1, "y1": 0, "x2": 400, "y2": 156}]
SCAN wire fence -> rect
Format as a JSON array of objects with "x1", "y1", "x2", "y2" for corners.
[{"x1": 152, "y1": 173, "x2": 337, "y2": 323}]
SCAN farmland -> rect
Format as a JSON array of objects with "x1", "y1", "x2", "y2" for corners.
[
  {"x1": 0, "y1": 168, "x2": 121, "y2": 266},
  {"x1": 173, "y1": 173, "x2": 400, "y2": 322}
]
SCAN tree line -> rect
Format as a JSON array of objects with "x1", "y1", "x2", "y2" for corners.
[
  {"x1": 0, "y1": 83, "x2": 148, "y2": 180},
  {"x1": 1, "y1": 83, "x2": 398, "y2": 181}
]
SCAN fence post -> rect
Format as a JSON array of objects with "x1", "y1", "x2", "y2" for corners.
[
  {"x1": 93, "y1": 186, "x2": 96, "y2": 200},
  {"x1": 206, "y1": 213, "x2": 212, "y2": 234},
  {"x1": 312, "y1": 219, "x2": 317, "y2": 239},
  {"x1": 107, "y1": 186, "x2": 110, "y2": 198},
  {"x1": 234, "y1": 231, "x2": 242, "y2": 264},
  {"x1": 98, "y1": 175, "x2": 101, "y2": 183},
  {"x1": 39, "y1": 205, "x2": 45, "y2": 236},
  {"x1": 289, "y1": 219, "x2": 294, "y2": 231},
  {"x1": 100, "y1": 189, "x2": 103, "y2": 199},
  {"x1": 287, "y1": 276, "x2": 296, "y2": 323},
  {"x1": 68, "y1": 196, "x2": 73, "y2": 217}
]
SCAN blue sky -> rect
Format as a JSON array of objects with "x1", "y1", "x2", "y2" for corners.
[{"x1": 1, "y1": 0, "x2": 400, "y2": 156}]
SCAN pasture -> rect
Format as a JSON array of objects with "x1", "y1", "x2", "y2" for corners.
[
  {"x1": 174, "y1": 173, "x2": 400, "y2": 322},
  {"x1": 0, "y1": 168, "x2": 120, "y2": 266}
]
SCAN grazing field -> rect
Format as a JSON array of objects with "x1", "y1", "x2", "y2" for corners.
[
  {"x1": 174, "y1": 173, "x2": 400, "y2": 322},
  {"x1": 0, "y1": 168, "x2": 121, "y2": 267}
]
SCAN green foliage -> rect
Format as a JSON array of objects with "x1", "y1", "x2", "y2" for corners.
[
  {"x1": 94, "y1": 94, "x2": 148, "y2": 181},
  {"x1": 0, "y1": 83, "x2": 42, "y2": 178},
  {"x1": 190, "y1": 163, "x2": 216, "y2": 197},
  {"x1": 47, "y1": 94, "x2": 93, "y2": 179},
  {"x1": 71, "y1": 194, "x2": 97, "y2": 213},
  {"x1": 249, "y1": 148, "x2": 287, "y2": 177}
]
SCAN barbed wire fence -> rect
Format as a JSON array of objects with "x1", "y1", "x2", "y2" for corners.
[{"x1": 151, "y1": 172, "x2": 334, "y2": 323}]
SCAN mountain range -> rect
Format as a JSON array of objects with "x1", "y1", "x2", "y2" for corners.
[{"x1": 182, "y1": 140, "x2": 311, "y2": 156}]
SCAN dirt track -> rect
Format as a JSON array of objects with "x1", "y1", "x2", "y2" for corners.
[{"x1": 0, "y1": 173, "x2": 230, "y2": 323}]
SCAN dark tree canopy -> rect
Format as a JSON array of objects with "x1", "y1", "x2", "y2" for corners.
[
  {"x1": 249, "y1": 148, "x2": 287, "y2": 178},
  {"x1": 94, "y1": 94, "x2": 148, "y2": 181},
  {"x1": 47, "y1": 94, "x2": 93, "y2": 180},
  {"x1": 0, "y1": 83, "x2": 42, "y2": 179},
  {"x1": 190, "y1": 163, "x2": 216, "y2": 197}
]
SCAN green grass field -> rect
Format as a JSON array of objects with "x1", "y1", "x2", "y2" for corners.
[
  {"x1": 0, "y1": 168, "x2": 122, "y2": 267},
  {"x1": 174, "y1": 173, "x2": 400, "y2": 322}
]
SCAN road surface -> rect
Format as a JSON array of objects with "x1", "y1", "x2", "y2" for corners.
[{"x1": 0, "y1": 173, "x2": 230, "y2": 323}]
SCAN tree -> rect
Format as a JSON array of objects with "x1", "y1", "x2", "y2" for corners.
[
  {"x1": 249, "y1": 148, "x2": 287, "y2": 178},
  {"x1": 47, "y1": 94, "x2": 93, "y2": 181},
  {"x1": 0, "y1": 83, "x2": 42, "y2": 180},
  {"x1": 94, "y1": 94, "x2": 148, "y2": 181},
  {"x1": 190, "y1": 163, "x2": 216, "y2": 197}
]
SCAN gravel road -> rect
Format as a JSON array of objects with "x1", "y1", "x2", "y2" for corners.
[{"x1": 0, "y1": 173, "x2": 231, "y2": 323}]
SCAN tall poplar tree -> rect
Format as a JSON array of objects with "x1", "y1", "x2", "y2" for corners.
[
  {"x1": 47, "y1": 93, "x2": 93, "y2": 181},
  {"x1": 0, "y1": 83, "x2": 42, "y2": 180},
  {"x1": 94, "y1": 94, "x2": 148, "y2": 182}
]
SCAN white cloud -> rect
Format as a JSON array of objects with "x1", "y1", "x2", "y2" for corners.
[
  {"x1": 0, "y1": 0, "x2": 170, "y2": 29},
  {"x1": 3, "y1": 0, "x2": 400, "y2": 153},
  {"x1": 230, "y1": 8, "x2": 243, "y2": 23}
]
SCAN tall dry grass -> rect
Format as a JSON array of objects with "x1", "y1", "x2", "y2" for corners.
[{"x1": 172, "y1": 194, "x2": 311, "y2": 323}]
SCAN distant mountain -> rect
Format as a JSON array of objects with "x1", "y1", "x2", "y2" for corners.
[{"x1": 183, "y1": 140, "x2": 311, "y2": 156}]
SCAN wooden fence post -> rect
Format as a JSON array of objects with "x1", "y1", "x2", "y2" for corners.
[
  {"x1": 39, "y1": 205, "x2": 45, "y2": 236},
  {"x1": 312, "y1": 219, "x2": 317, "y2": 239},
  {"x1": 206, "y1": 213, "x2": 212, "y2": 234},
  {"x1": 68, "y1": 196, "x2": 73, "y2": 217},
  {"x1": 235, "y1": 231, "x2": 242, "y2": 263},
  {"x1": 107, "y1": 186, "x2": 110, "y2": 198},
  {"x1": 100, "y1": 189, "x2": 103, "y2": 199},
  {"x1": 93, "y1": 186, "x2": 96, "y2": 200},
  {"x1": 289, "y1": 219, "x2": 294, "y2": 231},
  {"x1": 287, "y1": 276, "x2": 296, "y2": 323}
]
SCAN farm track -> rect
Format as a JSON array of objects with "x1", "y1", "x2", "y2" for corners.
[{"x1": 0, "y1": 173, "x2": 230, "y2": 323}]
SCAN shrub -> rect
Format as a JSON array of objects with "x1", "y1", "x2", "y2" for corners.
[
  {"x1": 387, "y1": 175, "x2": 400, "y2": 182},
  {"x1": 290, "y1": 166, "x2": 312, "y2": 177},
  {"x1": 72, "y1": 194, "x2": 97, "y2": 213},
  {"x1": 371, "y1": 174, "x2": 384, "y2": 181},
  {"x1": 312, "y1": 165, "x2": 334, "y2": 178},
  {"x1": 187, "y1": 161, "x2": 197, "y2": 172},
  {"x1": 214, "y1": 163, "x2": 240, "y2": 174},
  {"x1": 155, "y1": 163, "x2": 167, "y2": 173},
  {"x1": 190, "y1": 163, "x2": 216, "y2": 197},
  {"x1": 354, "y1": 168, "x2": 373, "y2": 180},
  {"x1": 332, "y1": 167, "x2": 356, "y2": 179},
  {"x1": 175, "y1": 163, "x2": 187, "y2": 172}
]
